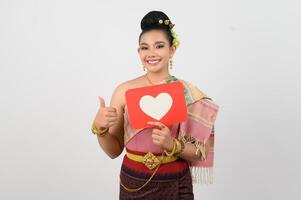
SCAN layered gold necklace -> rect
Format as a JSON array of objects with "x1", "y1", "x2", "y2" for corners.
[{"x1": 145, "y1": 74, "x2": 171, "y2": 85}]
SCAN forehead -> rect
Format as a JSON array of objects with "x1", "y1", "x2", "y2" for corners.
[{"x1": 140, "y1": 29, "x2": 169, "y2": 45}]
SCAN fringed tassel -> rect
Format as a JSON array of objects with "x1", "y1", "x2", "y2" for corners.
[{"x1": 190, "y1": 166, "x2": 213, "y2": 185}]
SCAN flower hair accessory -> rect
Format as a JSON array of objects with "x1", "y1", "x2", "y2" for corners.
[{"x1": 158, "y1": 19, "x2": 180, "y2": 48}]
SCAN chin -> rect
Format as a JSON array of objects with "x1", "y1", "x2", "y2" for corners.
[
  {"x1": 146, "y1": 67, "x2": 163, "y2": 73},
  {"x1": 145, "y1": 64, "x2": 164, "y2": 72}
]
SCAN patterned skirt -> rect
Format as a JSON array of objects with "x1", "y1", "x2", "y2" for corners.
[{"x1": 119, "y1": 149, "x2": 194, "y2": 200}]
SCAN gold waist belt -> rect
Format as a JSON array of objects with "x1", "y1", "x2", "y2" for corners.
[{"x1": 126, "y1": 151, "x2": 178, "y2": 170}]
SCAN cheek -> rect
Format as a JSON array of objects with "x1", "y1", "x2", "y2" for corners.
[
  {"x1": 138, "y1": 52, "x2": 146, "y2": 60},
  {"x1": 159, "y1": 48, "x2": 171, "y2": 57},
  {"x1": 161, "y1": 51, "x2": 171, "y2": 60}
]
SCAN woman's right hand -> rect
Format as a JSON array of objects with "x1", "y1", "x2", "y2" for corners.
[{"x1": 93, "y1": 96, "x2": 118, "y2": 129}]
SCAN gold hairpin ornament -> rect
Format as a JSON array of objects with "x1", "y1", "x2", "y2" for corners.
[
  {"x1": 157, "y1": 18, "x2": 180, "y2": 48},
  {"x1": 158, "y1": 19, "x2": 174, "y2": 29},
  {"x1": 158, "y1": 19, "x2": 171, "y2": 26}
]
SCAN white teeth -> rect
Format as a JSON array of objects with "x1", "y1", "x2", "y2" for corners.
[{"x1": 147, "y1": 60, "x2": 160, "y2": 64}]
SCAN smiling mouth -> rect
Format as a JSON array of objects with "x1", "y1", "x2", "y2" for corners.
[{"x1": 146, "y1": 59, "x2": 161, "y2": 65}]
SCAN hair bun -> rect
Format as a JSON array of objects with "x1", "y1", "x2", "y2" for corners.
[
  {"x1": 140, "y1": 10, "x2": 172, "y2": 31},
  {"x1": 139, "y1": 10, "x2": 179, "y2": 48}
]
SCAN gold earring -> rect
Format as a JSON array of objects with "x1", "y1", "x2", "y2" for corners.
[{"x1": 169, "y1": 59, "x2": 173, "y2": 70}]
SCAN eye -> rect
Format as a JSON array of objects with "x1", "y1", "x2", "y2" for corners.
[
  {"x1": 141, "y1": 46, "x2": 148, "y2": 50},
  {"x1": 156, "y1": 44, "x2": 164, "y2": 48}
]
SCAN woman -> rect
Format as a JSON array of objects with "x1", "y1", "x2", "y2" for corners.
[{"x1": 91, "y1": 11, "x2": 219, "y2": 199}]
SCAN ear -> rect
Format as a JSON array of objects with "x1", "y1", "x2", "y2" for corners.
[
  {"x1": 170, "y1": 45, "x2": 176, "y2": 57},
  {"x1": 137, "y1": 47, "x2": 140, "y2": 54}
]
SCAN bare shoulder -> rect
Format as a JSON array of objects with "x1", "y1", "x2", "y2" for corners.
[
  {"x1": 110, "y1": 75, "x2": 146, "y2": 108},
  {"x1": 124, "y1": 75, "x2": 147, "y2": 88}
]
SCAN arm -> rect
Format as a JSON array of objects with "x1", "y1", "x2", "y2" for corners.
[{"x1": 96, "y1": 83, "x2": 126, "y2": 159}]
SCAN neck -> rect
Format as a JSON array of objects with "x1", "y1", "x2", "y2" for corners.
[{"x1": 145, "y1": 71, "x2": 171, "y2": 85}]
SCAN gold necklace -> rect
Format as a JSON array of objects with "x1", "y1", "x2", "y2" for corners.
[{"x1": 145, "y1": 74, "x2": 171, "y2": 85}]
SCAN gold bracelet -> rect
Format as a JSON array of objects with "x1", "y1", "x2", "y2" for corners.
[
  {"x1": 164, "y1": 138, "x2": 177, "y2": 157},
  {"x1": 195, "y1": 141, "x2": 206, "y2": 161},
  {"x1": 174, "y1": 139, "x2": 184, "y2": 156},
  {"x1": 178, "y1": 139, "x2": 185, "y2": 154},
  {"x1": 91, "y1": 122, "x2": 109, "y2": 137},
  {"x1": 164, "y1": 139, "x2": 176, "y2": 156}
]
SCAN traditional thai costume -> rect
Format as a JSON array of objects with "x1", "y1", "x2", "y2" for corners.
[{"x1": 119, "y1": 75, "x2": 219, "y2": 199}]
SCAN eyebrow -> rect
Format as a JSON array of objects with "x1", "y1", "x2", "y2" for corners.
[{"x1": 140, "y1": 41, "x2": 166, "y2": 46}]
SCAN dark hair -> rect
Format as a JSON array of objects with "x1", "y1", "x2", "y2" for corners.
[{"x1": 139, "y1": 11, "x2": 174, "y2": 47}]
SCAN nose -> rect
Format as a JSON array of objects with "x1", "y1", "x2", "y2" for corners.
[
  {"x1": 147, "y1": 55, "x2": 156, "y2": 59},
  {"x1": 146, "y1": 48, "x2": 157, "y2": 58}
]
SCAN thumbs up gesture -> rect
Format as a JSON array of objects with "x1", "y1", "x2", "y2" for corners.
[{"x1": 93, "y1": 96, "x2": 118, "y2": 129}]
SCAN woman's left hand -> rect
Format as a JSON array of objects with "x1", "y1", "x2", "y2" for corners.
[{"x1": 147, "y1": 121, "x2": 174, "y2": 151}]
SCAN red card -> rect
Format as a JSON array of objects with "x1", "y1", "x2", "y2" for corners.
[{"x1": 125, "y1": 81, "x2": 187, "y2": 129}]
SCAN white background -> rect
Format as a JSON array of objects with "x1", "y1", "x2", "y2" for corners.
[{"x1": 0, "y1": 0, "x2": 300, "y2": 199}]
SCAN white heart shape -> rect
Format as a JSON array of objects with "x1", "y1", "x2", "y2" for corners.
[{"x1": 139, "y1": 92, "x2": 173, "y2": 120}]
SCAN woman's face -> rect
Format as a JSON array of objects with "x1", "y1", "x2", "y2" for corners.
[{"x1": 138, "y1": 29, "x2": 176, "y2": 73}]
